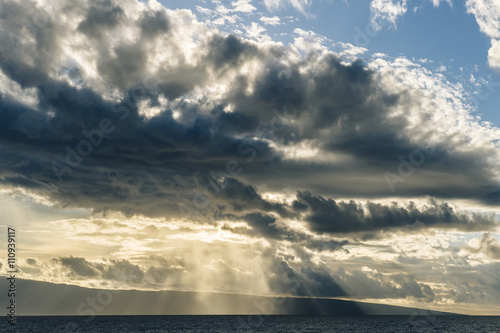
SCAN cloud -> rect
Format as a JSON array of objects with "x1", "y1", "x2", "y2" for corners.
[
  {"x1": 57, "y1": 256, "x2": 100, "y2": 277},
  {"x1": 461, "y1": 233, "x2": 500, "y2": 260},
  {"x1": 76, "y1": 3, "x2": 125, "y2": 37},
  {"x1": 294, "y1": 192, "x2": 497, "y2": 235},
  {"x1": 232, "y1": 0, "x2": 256, "y2": 13},
  {"x1": 0, "y1": 0, "x2": 499, "y2": 307},
  {"x1": 466, "y1": 0, "x2": 500, "y2": 70},
  {"x1": 334, "y1": 42, "x2": 369, "y2": 61},
  {"x1": 370, "y1": 0, "x2": 408, "y2": 30},
  {"x1": 51, "y1": 256, "x2": 179, "y2": 286},
  {"x1": 20, "y1": 250, "x2": 273, "y2": 295},
  {"x1": 369, "y1": 0, "x2": 452, "y2": 31},
  {"x1": 333, "y1": 267, "x2": 434, "y2": 300},
  {"x1": 101, "y1": 259, "x2": 145, "y2": 284},
  {"x1": 488, "y1": 39, "x2": 500, "y2": 69},
  {"x1": 263, "y1": 0, "x2": 313, "y2": 17},
  {"x1": 51, "y1": 255, "x2": 190, "y2": 287},
  {"x1": 195, "y1": 0, "x2": 256, "y2": 29},
  {"x1": 0, "y1": 0, "x2": 498, "y2": 227},
  {"x1": 220, "y1": 211, "x2": 349, "y2": 253},
  {"x1": 261, "y1": 246, "x2": 434, "y2": 300},
  {"x1": 435, "y1": 262, "x2": 500, "y2": 304},
  {"x1": 466, "y1": 0, "x2": 500, "y2": 39},
  {"x1": 5, "y1": 208, "x2": 498, "y2": 307},
  {"x1": 260, "y1": 15, "x2": 281, "y2": 26}
]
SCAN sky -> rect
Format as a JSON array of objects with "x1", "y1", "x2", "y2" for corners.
[{"x1": 0, "y1": 0, "x2": 499, "y2": 316}]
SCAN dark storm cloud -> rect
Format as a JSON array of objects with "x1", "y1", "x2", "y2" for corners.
[
  {"x1": 294, "y1": 191, "x2": 497, "y2": 234},
  {"x1": 0, "y1": 1, "x2": 59, "y2": 86},
  {"x1": 102, "y1": 259, "x2": 145, "y2": 284},
  {"x1": 214, "y1": 177, "x2": 292, "y2": 217},
  {"x1": 0, "y1": 76, "x2": 277, "y2": 217},
  {"x1": 208, "y1": 34, "x2": 258, "y2": 68},
  {"x1": 55, "y1": 256, "x2": 182, "y2": 285},
  {"x1": 139, "y1": 8, "x2": 170, "y2": 37},
  {"x1": 243, "y1": 212, "x2": 281, "y2": 237},
  {"x1": 231, "y1": 212, "x2": 349, "y2": 252},
  {"x1": 77, "y1": 2, "x2": 124, "y2": 37},
  {"x1": 57, "y1": 256, "x2": 100, "y2": 277},
  {"x1": 225, "y1": 53, "x2": 499, "y2": 203},
  {"x1": 262, "y1": 248, "x2": 346, "y2": 297},
  {"x1": 0, "y1": 0, "x2": 498, "y2": 234}
]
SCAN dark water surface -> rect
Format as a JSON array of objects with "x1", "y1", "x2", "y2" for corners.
[{"x1": 2, "y1": 315, "x2": 499, "y2": 332}]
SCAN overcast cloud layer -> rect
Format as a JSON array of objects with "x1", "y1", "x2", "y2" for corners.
[{"x1": 0, "y1": 0, "x2": 499, "y2": 314}]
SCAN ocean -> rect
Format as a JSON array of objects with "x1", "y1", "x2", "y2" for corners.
[{"x1": 2, "y1": 315, "x2": 499, "y2": 332}]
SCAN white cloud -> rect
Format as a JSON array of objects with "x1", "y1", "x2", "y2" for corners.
[
  {"x1": 368, "y1": 55, "x2": 500, "y2": 181},
  {"x1": 465, "y1": 0, "x2": 500, "y2": 69},
  {"x1": 263, "y1": 0, "x2": 313, "y2": 17},
  {"x1": 460, "y1": 232, "x2": 500, "y2": 260},
  {"x1": 244, "y1": 22, "x2": 270, "y2": 41},
  {"x1": 369, "y1": 0, "x2": 451, "y2": 31},
  {"x1": 370, "y1": 0, "x2": 408, "y2": 30},
  {"x1": 488, "y1": 39, "x2": 500, "y2": 69},
  {"x1": 429, "y1": 0, "x2": 452, "y2": 7},
  {"x1": 195, "y1": 5, "x2": 212, "y2": 16},
  {"x1": 466, "y1": 0, "x2": 500, "y2": 39},
  {"x1": 260, "y1": 15, "x2": 281, "y2": 26},
  {"x1": 333, "y1": 41, "x2": 369, "y2": 61},
  {"x1": 232, "y1": 0, "x2": 256, "y2": 13},
  {"x1": 292, "y1": 28, "x2": 329, "y2": 53},
  {"x1": 0, "y1": 70, "x2": 39, "y2": 109}
]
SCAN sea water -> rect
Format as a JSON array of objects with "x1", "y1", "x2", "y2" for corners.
[{"x1": 2, "y1": 315, "x2": 499, "y2": 332}]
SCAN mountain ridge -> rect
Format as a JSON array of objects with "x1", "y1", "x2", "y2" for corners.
[{"x1": 0, "y1": 278, "x2": 458, "y2": 316}]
